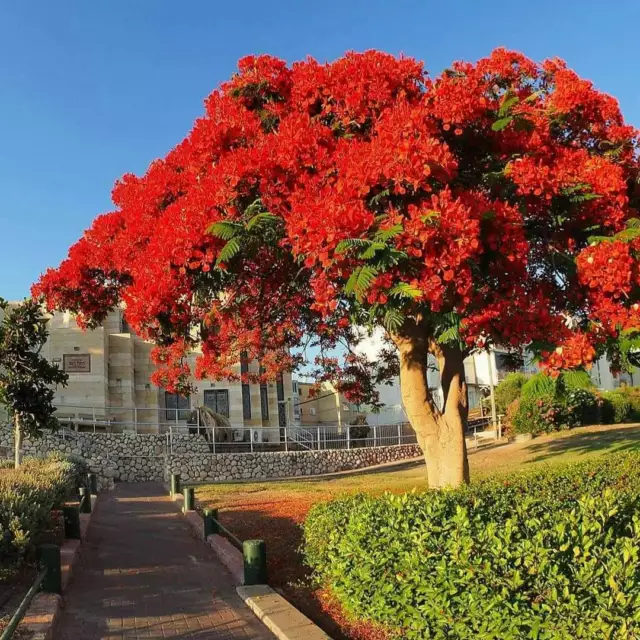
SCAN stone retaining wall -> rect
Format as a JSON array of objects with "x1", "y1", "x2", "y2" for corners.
[
  {"x1": 0, "y1": 427, "x2": 421, "y2": 487},
  {"x1": 167, "y1": 444, "x2": 423, "y2": 483}
]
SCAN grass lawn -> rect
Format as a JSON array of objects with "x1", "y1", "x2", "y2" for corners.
[{"x1": 195, "y1": 423, "x2": 640, "y2": 640}]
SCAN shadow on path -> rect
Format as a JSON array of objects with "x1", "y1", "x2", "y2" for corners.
[{"x1": 57, "y1": 483, "x2": 271, "y2": 639}]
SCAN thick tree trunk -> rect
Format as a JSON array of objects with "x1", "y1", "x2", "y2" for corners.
[
  {"x1": 392, "y1": 320, "x2": 469, "y2": 489},
  {"x1": 14, "y1": 415, "x2": 23, "y2": 468}
]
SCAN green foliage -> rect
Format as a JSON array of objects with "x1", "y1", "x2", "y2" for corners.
[
  {"x1": 0, "y1": 299, "x2": 68, "y2": 441},
  {"x1": 600, "y1": 391, "x2": 632, "y2": 424},
  {"x1": 565, "y1": 387, "x2": 600, "y2": 425},
  {"x1": 520, "y1": 372, "x2": 557, "y2": 399},
  {"x1": 614, "y1": 386, "x2": 640, "y2": 420},
  {"x1": 303, "y1": 453, "x2": 640, "y2": 639},
  {"x1": 0, "y1": 454, "x2": 81, "y2": 574},
  {"x1": 511, "y1": 393, "x2": 576, "y2": 435},
  {"x1": 492, "y1": 372, "x2": 528, "y2": 414}
]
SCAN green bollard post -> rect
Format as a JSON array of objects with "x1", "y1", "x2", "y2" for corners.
[
  {"x1": 87, "y1": 473, "x2": 98, "y2": 494},
  {"x1": 63, "y1": 505, "x2": 81, "y2": 539},
  {"x1": 183, "y1": 487, "x2": 194, "y2": 512},
  {"x1": 79, "y1": 487, "x2": 92, "y2": 514},
  {"x1": 243, "y1": 539, "x2": 267, "y2": 585},
  {"x1": 37, "y1": 544, "x2": 62, "y2": 594},
  {"x1": 203, "y1": 508, "x2": 219, "y2": 538},
  {"x1": 170, "y1": 473, "x2": 181, "y2": 497}
]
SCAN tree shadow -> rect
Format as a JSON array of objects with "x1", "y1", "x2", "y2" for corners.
[
  {"x1": 218, "y1": 505, "x2": 388, "y2": 640},
  {"x1": 523, "y1": 425, "x2": 640, "y2": 465}
]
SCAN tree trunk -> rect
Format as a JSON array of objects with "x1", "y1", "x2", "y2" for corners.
[
  {"x1": 14, "y1": 414, "x2": 23, "y2": 468},
  {"x1": 392, "y1": 320, "x2": 469, "y2": 489}
]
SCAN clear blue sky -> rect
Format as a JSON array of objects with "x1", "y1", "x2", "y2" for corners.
[{"x1": 1, "y1": 1, "x2": 638, "y2": 300}]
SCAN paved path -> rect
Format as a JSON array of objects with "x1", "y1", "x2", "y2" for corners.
[{"x1": 57, "y1": 483, "x2": 271, "y2": 639}]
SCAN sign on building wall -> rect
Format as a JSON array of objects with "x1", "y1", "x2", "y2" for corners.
[{"x1": 63, "y1": 354, "x2": 91, "y2": 373}]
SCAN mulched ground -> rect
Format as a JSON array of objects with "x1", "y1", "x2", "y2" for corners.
[
  {"x1": 202, "y1": 491, "x2": 393, "y2": 640},
  {"x1": 0, "y1": 510, "x2": 64, "y2": 635}
]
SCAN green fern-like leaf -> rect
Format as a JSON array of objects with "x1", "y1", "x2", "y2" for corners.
[
  {"x1": 355, "y1": 266, "x2": 378, "y2": 296},
  {"x1": 368, "y1": 189, "x2": 391, "y2": 207},
  {"x1": 521, "y1": 373, "x2": 557, "y2": 398},
  {"x1": 216, "y1": 237, "x2": 241, "y2": 266},
  {"x1": 207, "y1": 221, "x2": 242, "y2": 240},
  {"x1": 389, "y1": 282, "x2": 422, "y2": 299},
  {"x1": 246, "y1": 211, "x2": 279, "y2": 231},
  {"x1": 336, "y1": 238, "x2": 373, "y2": 254},
  {"x1": 374, "y1": 225, "x2": 404, "y2": 242},
  {"x1": 436, "y1": 325, "x2": 461, "y2": 345},
  {"x1": 560, "y1": 369, "x2": 593, "y2": 390},
  {"x1": 498, "y1": 94, "x2": 519, "y2": 117},
  {"x1": 359, "y1": 242, "x2": 387, "y2": 260},
  {"x1": 383, "y1": 309, "x2": 404, "y2": 332}
]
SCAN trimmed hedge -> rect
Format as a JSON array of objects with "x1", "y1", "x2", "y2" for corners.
[
  {"x1": 303, "y1": 453, "x2": 640, "y2": 639},
  {"x1": 0, "y1": 454, "x2": 81, "y2": 571}
]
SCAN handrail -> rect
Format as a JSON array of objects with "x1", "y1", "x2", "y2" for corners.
[
  {"x1": 0, "y1": 569, "x2": 47, "y2": 640},
  {"x1": 212, "y1": 518, "x2": 243, "y2": 550}
]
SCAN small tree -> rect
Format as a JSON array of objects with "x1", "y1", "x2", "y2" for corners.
[{"x1": 0, "y1": 299, "x2": 67, "y2": 466}]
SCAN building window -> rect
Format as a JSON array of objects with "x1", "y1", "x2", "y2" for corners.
[
  {"x1": 241, "y1": 353, "x2": 251, "y2": 419},
  {"x1": 204, "y1": 389, "x2": 230, "y2": 418},
  {"x1": 165, "y1": 393, "x2": 190, "y2": 421},
  {"x1": 242, "y1": 385, "x2": 251, "y2": 419},
  {"x1": 260, "y1": 384, "x2": 269, "y2": 419}
]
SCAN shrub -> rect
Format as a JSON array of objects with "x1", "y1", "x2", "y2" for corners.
[
  {"x1": 303, "y1": 453, "x2": 640, "y2": 639},
  {"x1": 565, "y1": 387, "x2": 600, "y2": 425},
  {"x1": 0, "y1": 454, "x2": 80, "y2": 571},
  {"x1": 492, "y1": 372, "x2": 529, "y2": 414},
  {"x1": 600, "y1": 391, "x2": 632, "y2": 424},
  {"x1": 511, "y1": 393, "x2": 576, "y2": 435},
  {"x1": 504, "y1": 397, "x2": 520, "y2": 434},
  {"x1": 615, "y1": 386, "x2": 640, "y2": 421}
]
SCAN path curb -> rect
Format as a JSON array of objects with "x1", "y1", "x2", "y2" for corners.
[
  {"x1": 18, "y1": 494, "x2": 97, "y2": 639},
  {"x1": 237, "y1": 585, "x2": 331, "y2": 640},
  {"x1": 170, "y1": 488, "x2": 333, "y2": 639}
]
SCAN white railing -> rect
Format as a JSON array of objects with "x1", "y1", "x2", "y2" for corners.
[
  {"x1": 50, "y1": 403, "x2": 501, "y2": 454},
  {"x1": 163, "y1": 422, "x2": 420, "y2": 454}
]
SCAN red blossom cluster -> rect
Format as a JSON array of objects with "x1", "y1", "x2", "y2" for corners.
[{"x1": 33, "y1": 48, "x2": 640, "y2": 391}]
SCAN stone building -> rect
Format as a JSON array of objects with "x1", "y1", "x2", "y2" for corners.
[
  {"x1": 0, "y1": 303, "x2": 294, "y2": 438},
  {"x1": 292, "y1": 380, "x2": 361, "y2": 427}
]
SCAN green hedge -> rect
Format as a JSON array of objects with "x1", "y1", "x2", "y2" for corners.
[
  {"x1": 601, "y1": 391, "x2": 632, "y2": 424},
  {"x1": 0, "y1": 454, "x2": 81, "y2": 571},
  {"x1": 303, "y1": 453, "x2": 640, "y2": 639}
]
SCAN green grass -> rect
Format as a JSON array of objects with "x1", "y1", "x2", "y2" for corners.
[{"x1": 196, "y1": 423, "x2": 640, "y2": 505}]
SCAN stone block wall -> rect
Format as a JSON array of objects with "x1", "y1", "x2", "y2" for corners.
[
  {"x1": 167, "y1": 444, "x2": 422, "y2": 483},
  {"x1": 0, "y1": 427, "x2": 422, "y2": 488}
]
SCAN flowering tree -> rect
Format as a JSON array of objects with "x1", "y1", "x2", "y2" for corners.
[{"x1": 34, "y1": 49, "x2": 639, "y2": 488}]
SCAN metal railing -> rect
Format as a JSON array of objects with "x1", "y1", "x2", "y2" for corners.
[
  {"x1": 0, "y1": 473, "x2": 99, "y2": 639},
  {"x1": 0, "y1": 569, "x2": 47, "y2": 640},
  {"x1": 166, "y1": 422, "x2": 420, "y2": 455},
  {"x1": 169, "y1": 478, "x2": 267, "y2": 585}
]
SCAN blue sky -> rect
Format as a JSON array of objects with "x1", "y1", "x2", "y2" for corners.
[{"x1": 1, "y1": 0, "x2": 639, "y2": 300}]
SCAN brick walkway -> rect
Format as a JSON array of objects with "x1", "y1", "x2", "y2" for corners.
[{"x1": 57, "y1": 483, "x2": 272, "y2": 639}]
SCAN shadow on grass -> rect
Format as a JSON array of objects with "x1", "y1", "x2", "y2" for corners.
[
  {"x1": 219, "y1": 506, "x2": 388, "y2": 640},
  {"x1": 524, "y1": 425, "x2": 640, "y2": 465}
]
